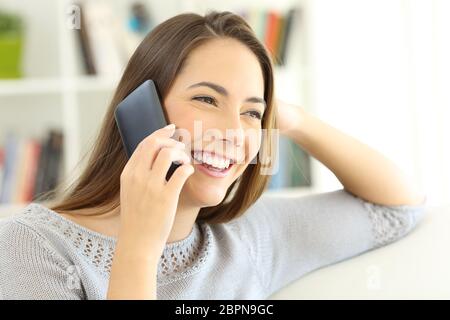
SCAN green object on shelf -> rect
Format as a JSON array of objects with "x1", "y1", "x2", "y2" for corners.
[{"x1": 0, "y1": 11, "x2": 23, "y2": 78}]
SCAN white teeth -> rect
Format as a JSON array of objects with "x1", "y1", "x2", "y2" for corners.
[{"x1": 192, "y1": 151, "x2": 231, "y2": 169}]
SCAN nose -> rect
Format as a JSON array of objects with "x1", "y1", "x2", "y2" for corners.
[
  {"x1": 200, "y1": 111, "x2": 247, "y2": 163},
  {"x1": 220, "y1": 112, "x2": 245, "y2": 147},
  {"x1": 202, "y1": 112, "x2": 244, "y2": 155}
]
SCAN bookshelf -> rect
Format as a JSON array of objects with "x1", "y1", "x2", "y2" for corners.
[{"x1": 0, "y1": 0, "x2": 316, "y2": 211}]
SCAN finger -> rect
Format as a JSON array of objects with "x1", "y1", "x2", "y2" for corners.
[
  {"x1": 150, "y1": 147, "x2": 191, "y2": 181},
  {"x1": 136, "y1": 138, "x2": 186, "y2": 174},
  {"x1": 132, "y1": 126, "x2": 185, "y2": 174},
  {"x1": 124, "y1": 124, "x2": 175, "y2": 171},
  {"x1": 165, "y1": 164, "x2": 195, "y2": 194}
]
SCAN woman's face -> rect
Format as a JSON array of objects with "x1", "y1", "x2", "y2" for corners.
[{"x1": 164, "y1": 38, "x2": 265, "y2": 207}]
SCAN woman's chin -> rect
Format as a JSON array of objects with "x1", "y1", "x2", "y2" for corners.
[
  {"x1": 193, "y1": 188, "x2": 227, "y2": 207},
  {"x1": 184, "y1": 179, "x2": 229, "y2": 207}
]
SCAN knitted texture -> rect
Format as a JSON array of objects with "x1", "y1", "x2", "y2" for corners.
[
  {"x1": 0, "y1": 189, "x2": 427, "y2": 299},
  {"x1": 362, "y1": 200, "x2": 425, "y2": 248}
]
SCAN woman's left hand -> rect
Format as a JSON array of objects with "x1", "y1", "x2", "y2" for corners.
[{"x1": 275, "y1": 98, "x2": 305, "y2": 137}]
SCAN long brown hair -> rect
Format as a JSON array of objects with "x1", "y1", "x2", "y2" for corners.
[{"x1": 42, "y1": 10, "x2": 278, "y2": 225}]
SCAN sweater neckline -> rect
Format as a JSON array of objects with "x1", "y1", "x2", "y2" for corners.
[
  {"x1": 27, "y1": 203, "x2": 199, "y2": 248},
  {"x1": 23, "y1": 203, "x2": 212, "y2": 284}
]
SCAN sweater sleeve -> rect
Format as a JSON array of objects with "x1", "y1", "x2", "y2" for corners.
[
  {"x1": 0, "y1": 219, "x2": 84, "y2": 300},
  {"x1": 238, "y1": 188, "x2": 427, "y2": 297}
]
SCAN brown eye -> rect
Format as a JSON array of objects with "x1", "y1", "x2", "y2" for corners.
[
  {"x1": 244, "y1": 110, "x2": 263, "y2": 120},
  {"x1": 193, "y1": 96, "x2": 218, "y2": 106}
]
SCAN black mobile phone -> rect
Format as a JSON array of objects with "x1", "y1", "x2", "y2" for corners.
[{"x1": 114, "y1": 79, "x2": 182, "y2": 181}]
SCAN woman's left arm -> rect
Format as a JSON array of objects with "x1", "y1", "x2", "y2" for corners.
[{"x1": 276, "y1": 99, "x2": 426, "y2": 206}]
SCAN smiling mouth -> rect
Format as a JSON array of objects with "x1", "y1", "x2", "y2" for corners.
[{"x1": 190, "y1": 150, "x2": 236, "y2": 177}]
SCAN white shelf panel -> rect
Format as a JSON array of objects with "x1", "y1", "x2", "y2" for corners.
[
  {"x1": 0, "y1": 77, "x2": 120, "y2": 97},
  {"x1": 0, "y1": 78, "x2": 62, "y2": 96},
  {"x1": 0, "y1": 204, "x2": 27, "y2": 219},
  {"x1": 73, "y1": 76, "x2": 119, "y2": 92}
]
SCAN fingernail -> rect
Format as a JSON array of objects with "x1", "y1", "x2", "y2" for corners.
[{"x1": 165, "y1": 123, "x2": 176, "y2": 130}]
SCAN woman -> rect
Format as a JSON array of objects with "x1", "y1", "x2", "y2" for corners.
[{"x1": 0, "y1": 11, "x2": 426, "y2": 300}]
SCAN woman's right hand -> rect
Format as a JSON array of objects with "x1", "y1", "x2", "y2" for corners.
[{"x1": 118, "y1": 123, "x2": 194, "y2": 256}]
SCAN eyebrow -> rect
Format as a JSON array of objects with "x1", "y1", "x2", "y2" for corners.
[{"x1": 187, "y1": 81, "x2": 266, "y2": 109}]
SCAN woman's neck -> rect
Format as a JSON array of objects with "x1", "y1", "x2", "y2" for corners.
[{"x1": 168, "y1": 193, "x2": 201, "y2": 243}]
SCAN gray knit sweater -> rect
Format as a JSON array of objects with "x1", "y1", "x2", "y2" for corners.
[{"x1": 0, "y1": 189, "x2": 427, "y2": 300}]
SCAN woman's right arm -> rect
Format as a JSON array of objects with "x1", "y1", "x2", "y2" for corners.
[{"x1": 107, "y1": 124, "x2": 194, "y2": 299}]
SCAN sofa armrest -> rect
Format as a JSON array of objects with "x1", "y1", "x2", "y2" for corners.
[{"x1": 269, "y1": 205, "x2": 450, "y2": 299}]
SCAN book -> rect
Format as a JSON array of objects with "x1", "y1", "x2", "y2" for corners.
[
  {"x1": 81, "y1": 1, "x2": 124, "y2": 77},
  {"x1": 0, "y1": 130, "x2": 64, "y2": 204},
  {"x1": 33, "y1": 130, "x2": 64, "y2": 201},
  {"x1": 244, "y1": 7, "x2": 299, "y2": 66},
  {"x1": 278, "y1": 8, "x2": 300, "y2": 66},
  {"x1": 264, "y1": 10, "x2": 278, "y2": 60},
  {"x1": 74, "y1": 2, "x2": 96, "y2": 75},
  {"x1": 0, "y1": 133, "x2": 18, "y2": 203},
  {"x1": 13, "y1": 139, "x2": 41, "y2": 202},
  {"x1": 43, "y1": 130, "x2": 64, "y2": 197}
]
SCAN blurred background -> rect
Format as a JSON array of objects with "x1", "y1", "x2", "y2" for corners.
[{"x1": 0, "y1": 0, "x2": 449, "y2": 214}]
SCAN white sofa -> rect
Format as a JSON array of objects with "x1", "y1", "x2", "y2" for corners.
[
  {"x1": 1, "y1": 203, "x2": 449, "y2": 299},
  {"x1": 269, "y1": 204, "x2": 450, "y2": 299}
]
